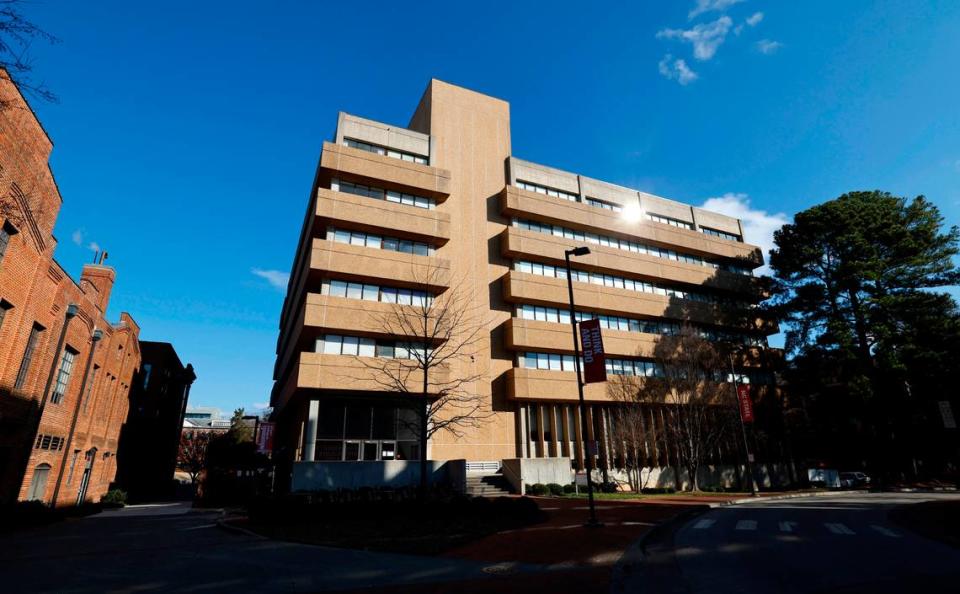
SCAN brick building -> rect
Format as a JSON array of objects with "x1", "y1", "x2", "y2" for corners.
[
  {"x1": 115, "y1": 341, "x2": 196, "y2": 502},
  {"x1": 0, "y1": 70, "x2": 142, "y2": 506}
]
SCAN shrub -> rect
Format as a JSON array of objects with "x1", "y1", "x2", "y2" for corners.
[
  {"x1": 527, "y1": 483, "x2": 549, "y2": 496},
  {"x1": 101, "y1": 489, "x2": 127, "y2": 508},
  {"x1": 562, "y1": 483, "x2": 577, "y2": 494},
  {"x1": 599, "y1": 481, "x2": 619, "y2": 493},
  {"x1": 546, "y1": 483, "x2": 564, "y2": 496},
  {"x1": 640, "y1": 487, "x2": 676, "y2": 495}
]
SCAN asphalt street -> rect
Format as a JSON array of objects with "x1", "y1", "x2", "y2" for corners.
[
  {"x1": 0, "y1": 503, "x2": 524, "y2": 593},
  {"x1": 614, "y1": 493, "x2": 960, "y2": 594}
]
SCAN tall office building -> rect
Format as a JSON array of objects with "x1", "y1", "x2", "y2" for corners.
[{"x1": 270, "y1": 80, "x2": 775, "y2": 483}]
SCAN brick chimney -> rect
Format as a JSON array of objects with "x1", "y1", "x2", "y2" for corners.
[{"x1": 80, "y1": 264, "x2": 116, "y2": 312}]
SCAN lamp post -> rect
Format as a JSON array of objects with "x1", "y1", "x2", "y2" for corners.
[
  {"x1": 730, "y1": 351, "x2": 759, "y2": 496},
  {"x1": 564, "y1": 246, "x2": 601, "y2": 528},
  {"x1": 50, "y1": 328, "x2": 102, "y2": 506}
]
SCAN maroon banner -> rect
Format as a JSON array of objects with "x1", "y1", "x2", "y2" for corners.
[
  {"x1": 256, "y1": 422, "x2": 275, "y2": 454},
  {"x1": 737, "y1": 385, "x2": 754, "y2": 424},
  {"x1": 579, "y1": 318, "x2": 607, "y2": 384}
]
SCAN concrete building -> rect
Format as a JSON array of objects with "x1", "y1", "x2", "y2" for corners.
[
  {"x1": 114, "y1": 341, "x2": 196, "y2": 502},
  {"x1": 270, "y1": 80, "x2": 778, "y2": 490},
  {"x1": 0, "y1": 70, "x2": 142, "y2": 505}
]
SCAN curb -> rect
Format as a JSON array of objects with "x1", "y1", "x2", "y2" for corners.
[
  {"x1": 711, "y1": 490, "x2": 865, "y2": 507},
  {"x1": 215, "y1": 515, "x2": 266, "y2": 540}
]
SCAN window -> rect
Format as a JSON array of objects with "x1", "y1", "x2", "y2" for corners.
[
  {"x1": 142, "y1": 363, "x2": 153, "y2": 390},
  {"x1": 14, "y1": 323, "x2": 44, "y2": 390},
  {"x1": 700, "y1": 226, "x2": 743, "y2": 242},
  {"x1": 343, "y1": 138, "x2": 428, "y2": 164},
  {"x1": 318, "y1": 335, "x2": 430, "y2": 360},
  {"x1": 328, "y1": 227, "x2": 434, "y2": 256},
  {"x1": 322, "y1": 280, "x2": 433, "y2": 307},
  {"x1": 0, "y1": 220, "x2": 17, "y2": 264},
  {"x1": 516, "y1": 180, "x2": 579, "y2": 202},
  {"x1": 83, "y1": 366, "x2": 99, "y2": 415},
  {"x1": 0, "y1": 299, "x2": 11, "y2": 330},
  {"x1": 333, "y1": 178, "x2": 435, "y2": 210},
  {"x1": 585, "y1": 197, "x2": 623, "y2": 212},
  {"x1": 51, "y1": 348, "x2": 78, "y2": 404},
  {"x1": 67, "y1": 450, "x2": 80, "y2": 484},
  {"x1": 647, "y1": 213, "x2": 694, "y2": 230}
]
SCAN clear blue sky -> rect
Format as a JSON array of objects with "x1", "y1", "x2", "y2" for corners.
[{"x1": 19, "y1": 0, "x2": 960, "y2": 413}]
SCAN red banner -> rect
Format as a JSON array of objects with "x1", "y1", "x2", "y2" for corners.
[
  {"x1": 579, "y1": 318, "x2": 607, "y2": 384},
  {"x1": 737, "y1": 385, "x2": 754, "y2": 424},
  {"x1": 256, "y1": 422, "x2": 275, "y2": 454}
]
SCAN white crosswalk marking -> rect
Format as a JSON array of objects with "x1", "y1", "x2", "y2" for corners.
[
  {"x1": 778, "y1": 521, "x2": 797, "y2": 533},
  {"x1": 825, "y1": 522, "x2": 856, "y2": 535},
  {"x1": 871, "y1": 525, "x2": 902, "y2": 538},
  {"x1": 693, "y1": 519, "x2": 715, "y2": 530},
  {"x1": 736, "y1": 520, "x2": 757, "y2": 531}
]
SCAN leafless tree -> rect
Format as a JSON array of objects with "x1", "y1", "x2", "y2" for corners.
[
  {"x1": 353, "y1": 264, "x2": 491, "y2": 497},
  {"x1": 178, "y1": 431, "x2": 211, "y2": 485},
  {"x1": 606, "y1": 373, "x2": 653, "y2": 492},
  {"x1": 612, "y1": 326, "x2": 738, "y2": 491},
  {"x1": 1, "y1": 0, "x2": 58, "y2": 110}
]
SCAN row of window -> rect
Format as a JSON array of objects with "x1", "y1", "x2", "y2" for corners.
[
  {"x1": 512, "y1": 218, "x2": 751, "y2": 275},
  {"x1": 343, "y1": 138, "x2": 428, "y2": 164},
  {"x1": 516, "y1": 180, "x2": 579, "y2": 202},
  {"x1": 585, "y1": 197, "x2": 623, "y2": 212},
  {"x1": 700, "y1": 226, "x2": 742, "y2": 242},
  {"x1": 513, "y1": 261, "x2": 749, "y2": 308},
  {"x1": 327, "y1": 227, "x2": 434, "y2": 256},
  {"x1": 333, "y1": 179, "x2": 436, "y2": 210},
  {"x1": 35, "y1": 434, "x2": 66, "y2": 451},
  {"x1": 518, "y1": 351, "x2": 764, "y2": 384},
  {"x1": 323, "y1": 279, "x2": 433, "y2": 307},
  {"x1": 317, "y1": 334, "x2": 431, "y2": 360},
  {"x1": 514, "y1": 304, "x2": 766, "y2": 347},
  {"x1": 518, "y1": 352, "x2": 665, "y2": 377},
  {"x1": 647, "y1": 213, "x2": 694, "y2": 229}
]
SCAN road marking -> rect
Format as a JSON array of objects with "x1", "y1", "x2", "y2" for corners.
[
  {"x1": 778, "y1": 521, "x2": 797, "y2": 533},
  {"x1": 179, "y1": 523, "x2": 217, "y2": 531},
  {"x1": 871, "y1": 525, "x2": 901, "y2": 538},
  {"x1": 825, "y1": 522, "x2": 855, "y2": 535},
  {"x1": 693, "y1": 519, "x2": 715, "y2": 529},
  {"x1": 735, "y1": 520, "x2": 757, "y2": 531}
]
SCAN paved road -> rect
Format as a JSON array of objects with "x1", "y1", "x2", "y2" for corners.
[
  {"x1": 614, "y1": 493, "x2": 960, "y2": 594},
  {"x1": 0, "y1": 503, "x2": 523, "y2": 593}
]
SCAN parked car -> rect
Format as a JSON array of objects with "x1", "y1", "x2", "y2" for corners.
[{"x1": 839, "y1": 471, "x2": 871, "y2": 488}]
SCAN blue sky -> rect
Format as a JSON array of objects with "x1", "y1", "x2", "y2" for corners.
[{"x1": 18, "y1": 0, "x2": 960, "y2": 413}]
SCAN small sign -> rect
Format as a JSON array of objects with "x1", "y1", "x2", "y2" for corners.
[
  {"x1": 747, "y1": 453, "x2": 755, "y2": 463},
  {"x1": 737, "y1": 385, "x2": 754, "y2": 424},
  {"x1": 940, "y1": 401, "x2": 956, "y2": 429},
  {"x1": 579, "y1": 319, "x2": 607, "y2": 384}
]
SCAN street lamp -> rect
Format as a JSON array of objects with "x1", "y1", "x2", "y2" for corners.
[
  {"x1": 564, "y1": 246, "x2": 602, "y2": 528},
  {"x1": 730, "y1": 349, "x2": 759, "y2": 496}
]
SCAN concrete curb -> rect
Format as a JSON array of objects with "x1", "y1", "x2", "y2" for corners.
[
  {"x1": 711, "y1": 490, "x2": 865, "y2": 507},
  {"x1": 215, "y1": 514, "x2": 266, "y2": 540}
]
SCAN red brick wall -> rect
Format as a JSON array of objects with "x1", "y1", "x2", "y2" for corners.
[{"x1": 0, "y1": 70, "x2": 142, "y2": 506}]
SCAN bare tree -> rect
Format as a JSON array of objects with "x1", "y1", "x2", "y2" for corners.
[
  {"x1": 1, "y1": 0, "x2": 58, "y2": 109},
  {"x1": 177, "y1": 431, "x2": 211, "y2": 485},
  {"x1": 614, "y1": 326, "x2": 737, "y2": 491},
  {"x1": 607, "y1": 373, "x2": 652, "y2": 492},
  {"x1": 353, "y1": 265, "x2": 491, "y2": 497}
]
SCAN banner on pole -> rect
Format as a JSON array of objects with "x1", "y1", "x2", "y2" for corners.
[
  {"x1": 579, "y1": 319, "x2": 607, "y2": 384},
  {"x1": 256, "y1": 422, "x2": 275, "y2": 454},
  {"x1": 737, "y1": 385, "x2": 754, "y2": 424}
]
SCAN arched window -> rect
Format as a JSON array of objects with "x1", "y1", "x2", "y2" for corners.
[{"x1": 27, "y1": 463, "x2": 52, "y2": 501}]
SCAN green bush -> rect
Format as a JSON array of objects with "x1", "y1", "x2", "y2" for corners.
[
  {"x1": 562, "y1": 483, "x2": 577, "y2": 494},
  {"x1": 640, "y1": 487, "x2": 676, "y2": 494},
  {"x1": 101, "y1": 489, "x2": 127, "y2": 508},
  {"x1": 599, "y1": 481, "x2": 619, "y2": 493},
  {"x1": 527, "y1": 483, "x2": 549, "y2": 496},
  {"x1": 546, "y1": 483, "x2": 564, "y2": 496}
]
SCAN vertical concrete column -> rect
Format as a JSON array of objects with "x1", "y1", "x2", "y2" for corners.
[
  {"x1": 303, "y1": 400, "x2": 319, "y2": 462},
  {"x1": 518, "y1": 403, "x2": 529, "y2": 458},
  {"x1": 573, "y1": 406, "x2": 584, "y2": 471}
]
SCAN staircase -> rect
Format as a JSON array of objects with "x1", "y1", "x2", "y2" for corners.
[{"x1": 466, "y1": 473, "x2": 514, "y2": 497}]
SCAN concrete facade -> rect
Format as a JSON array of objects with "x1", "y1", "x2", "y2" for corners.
[
  {"x1": 270, "y1": 80, "x2": 778, "y2": 487},
  {"x1": 0, "y1": 71, "x2": 142, "y2": 506}
]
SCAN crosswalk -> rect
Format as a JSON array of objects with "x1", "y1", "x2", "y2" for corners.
[{"x1": 691, "y1": 517, "x2": 903, "y2": 538}]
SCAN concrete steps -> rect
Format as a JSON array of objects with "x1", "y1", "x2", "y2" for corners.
[{"x1": 466, "y1": 473, "x2": 514, "y2": 497}]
